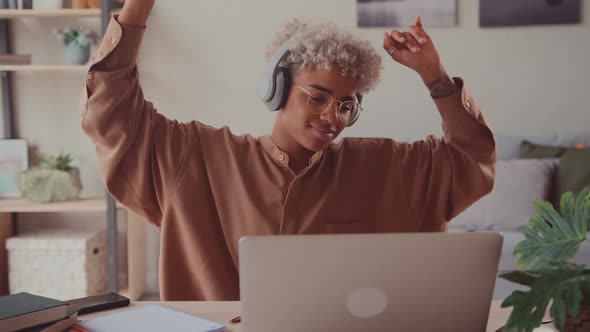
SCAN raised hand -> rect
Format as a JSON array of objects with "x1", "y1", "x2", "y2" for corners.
[
  {"x1": 383, "y1": 16, "x2": 458, "y2": 98},
  {"x1": 382, "y1": 16, "x2": 444, "y2": 83}
]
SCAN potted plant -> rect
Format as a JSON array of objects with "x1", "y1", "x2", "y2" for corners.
[
  {"x1": 499, "y1": 187, "x2": 590, "y2": 331},
  {"x1": 15, "y1": 152, "x2": 82, "y2": 203},
  {"x1": 52, "y1": 26, "x2": 98, "y2": 65}
]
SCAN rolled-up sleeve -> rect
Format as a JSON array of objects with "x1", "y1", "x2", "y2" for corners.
[
  {"x1": 400, "y1": 78, "x2": 496, "y2": 231},
  {"x1": 81, "y1": 16, "x2": 190, "y2": 228}
]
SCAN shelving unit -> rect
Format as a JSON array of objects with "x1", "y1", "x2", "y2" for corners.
[
  {"x1": 0, "y1": 8, "x2": 121, "y2": 18},
  {"x1": 0, "y1": 1, "x2": 143, "y2": 299},
  {"x1": 0, "y1": 64, "x2": 88, "y2": 71},
  {"x1": 0, "y1": 197, "x2": 122, "y2": 213}
]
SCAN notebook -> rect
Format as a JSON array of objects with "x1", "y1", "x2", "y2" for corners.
[
  {"x1": 78, "y1": 304, "x2": 225, "y2": 332},
  {"x1": 0, "y1": 292, "x2": 68, "y2": 332},
  {"x1": 22, "y1": 313, "x2": 78, "y2": 332}
]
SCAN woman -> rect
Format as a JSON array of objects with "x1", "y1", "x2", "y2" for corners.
[{"x1": 81, "y1": 0, "x2": 495, "y2": 300}]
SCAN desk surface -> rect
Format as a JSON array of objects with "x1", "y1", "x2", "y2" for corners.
[{"x1": 76, "y1": 300, "x2": 554, "y2": 332}]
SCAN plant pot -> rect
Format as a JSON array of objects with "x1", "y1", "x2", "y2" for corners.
[
  {"x1": 15, "y1": 167, "x2": 82, "y2": 203},
  {"x1": 565, "y1": 305, "x2": 590, "y2": 331},
  {"x1": 65, "y1": 43, "x2": 90, "y2": 65}
]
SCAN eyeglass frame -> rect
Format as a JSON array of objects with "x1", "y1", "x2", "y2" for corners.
[{"x1": 293, "y1": 83, "x2": 364, "y2": 126}]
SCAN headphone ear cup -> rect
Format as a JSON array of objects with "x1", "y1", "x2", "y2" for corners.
[
  {"x1": 268, "y1": 67, "x2": 292, "y2": 111},
  {"x1": 258, "y1": 71, "x2": 275, "y2": 104}
]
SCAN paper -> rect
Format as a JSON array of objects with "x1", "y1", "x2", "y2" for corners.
[{"x1": 78, "y1": 304, "x2": 225, "y2": 332}]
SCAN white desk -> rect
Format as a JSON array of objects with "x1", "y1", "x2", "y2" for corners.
[{"x1": 77, "y1": 300, "x2": 554, "y2": 332}]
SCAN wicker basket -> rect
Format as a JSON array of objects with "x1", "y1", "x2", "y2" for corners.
[{"x1": 565, "y1": 305, "x2": 590, "y2": 332}]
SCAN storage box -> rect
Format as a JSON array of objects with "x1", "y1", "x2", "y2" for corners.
[{"x1": 6, "y1": 229, "x2": 107, "y2": 300}]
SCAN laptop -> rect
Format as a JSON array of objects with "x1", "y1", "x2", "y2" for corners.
[{"x1": 239, "y1": 232, "x2": 503, "y2": 332}]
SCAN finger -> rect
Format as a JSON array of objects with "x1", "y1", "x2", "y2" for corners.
[
  {"x1": 402, "y1": 32, "x2": 420, "y2": 52},
  {"x1": 415, "y1": 16, "x2": 423, "y2": 28},
  {"x1": 389, "y1": 29, "x2": 406, "y2": 43},
  {"x1": 414, "y1": 16, "x2": 430, "y2": 39},
  {"x1": 409, "y1": 25, "x2": 428, "y2": 45},
  {"x1": 382, "y1": 32, "x2": 405, "y2": 56},
  {"x1": 382, "y1": 31, "x2": 394, "y2": 49}
]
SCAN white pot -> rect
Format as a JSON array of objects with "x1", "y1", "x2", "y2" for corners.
[
  {"x1": 33, "y1": 0, "x2": 63, "y2": 9},
  {"x1": 15, "y1": 167, "x2": 82, "y2": 203},
  {"x1": 64, "y1": 43, "x2": 91, "y2": 64}
]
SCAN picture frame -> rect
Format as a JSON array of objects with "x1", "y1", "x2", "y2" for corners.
[
  {"x1": 0, "y1": 139, "x2": 28, "y2": 198},
  {"x1": 357, "y1": 0, "x2": 457, "y2": 28},
  {"x1": 480, "y1": 0, "x2": 581, "y2": 27}
]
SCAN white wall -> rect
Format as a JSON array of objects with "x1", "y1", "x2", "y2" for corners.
[
  {"x1": 3, "y1": 0, "x2": 589, "y2": 295},
  {"x1": 137, "y1": 0, "x2": 590, "y2": 138}
]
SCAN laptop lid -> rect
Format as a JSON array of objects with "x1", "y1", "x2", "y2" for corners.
[{"x1": 239, "y1": 232, "x2": 503, "y2": 332}]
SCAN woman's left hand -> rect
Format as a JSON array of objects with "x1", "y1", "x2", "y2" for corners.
[{"x1": 382, "y1": 16, "x2": 444, "y2": 82}]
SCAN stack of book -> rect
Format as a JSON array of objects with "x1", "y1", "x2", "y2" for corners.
[
  {"x1": 0, "y1": 292, "x2": 77, "y2": 332},
  {"x1": 0, "y1": 54, "x2": 32, "y2": 65}
]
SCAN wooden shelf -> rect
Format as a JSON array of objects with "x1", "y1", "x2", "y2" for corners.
[
  {"x1": 0, "y1": 197, "x2": 122, "y2": 213},
  {"x1": 0, "y1": 8, "x2": 121, "y2": 18},
  {"x1": 0, "y1": 65, "x2": 88, "y2": 72}
]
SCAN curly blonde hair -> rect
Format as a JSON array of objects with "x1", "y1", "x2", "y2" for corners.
[{"x1": 266, "y1": 18, "x2": 383, "y2": 93}]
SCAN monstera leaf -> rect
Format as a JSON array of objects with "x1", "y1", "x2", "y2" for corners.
[
  {"x1": 513, "y1": 188, "x2": 590, "y2": 270},
  {"x1": 500, "y1": 264, "x2": 590, "y2": 332}
]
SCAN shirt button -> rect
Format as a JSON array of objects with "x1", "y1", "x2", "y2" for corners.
[
  {"x1": 278, "y1": 154, "x2": 285, "y2": 161},
  {"x1": 110, "y1": 37, "x2": 117, "y2": 44}
]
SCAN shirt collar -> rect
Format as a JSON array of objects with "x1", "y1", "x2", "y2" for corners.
[{"x1": 259, "y1": 135, "x2": 324, "y2": 169}]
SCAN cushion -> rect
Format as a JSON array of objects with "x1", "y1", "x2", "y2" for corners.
[
  {"x1": 519, "y1": 140, "x2": 590, "y2": 207},
  {"x1": 450, "y1": 158, "x2": 558, "y2": 231}
]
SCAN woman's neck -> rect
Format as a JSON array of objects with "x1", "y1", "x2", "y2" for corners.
[{"x1": 270, "y1": 129, "x2": 314, "y2": 174}]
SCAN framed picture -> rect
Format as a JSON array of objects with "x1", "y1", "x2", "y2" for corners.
[
  {"x1": 357, "y1": 0, "x2": 457, "y2": 28},
  {"x1": 480, "y1": 0, "x2": 581, "y2": 27},
  {"x1": 0, "y1": 139, "x2": 28, "y2": 198}
]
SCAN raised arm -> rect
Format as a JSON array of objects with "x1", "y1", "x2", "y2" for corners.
[
  {"x1": 118, "y1": 0, "x2": 155, "y2": 27},
  {"x1": 383, "y1": 17, "x2": 496, "y2": 230},
  {"x1": 81, "y1": 0, "x2": 189, "y2": 227}
]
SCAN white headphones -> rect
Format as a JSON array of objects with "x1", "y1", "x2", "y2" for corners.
[{"x1": 257, "y1": 40, "x2": 363, "y2": 127}]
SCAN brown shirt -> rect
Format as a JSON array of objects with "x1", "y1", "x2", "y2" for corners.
[{"x1": 81, "y1": 17, "x2": 496, "y2": 301}]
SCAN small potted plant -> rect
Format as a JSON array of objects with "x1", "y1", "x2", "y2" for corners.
[
  {"x1": 52, "y1": 26, "x2": 99, "y2": 65},
  {"x1": 499, "y1": 187, "x2": 590, "y2": 331},
  {"x1": 15, "y1": 152, "x2": 82, "y2": 203}
]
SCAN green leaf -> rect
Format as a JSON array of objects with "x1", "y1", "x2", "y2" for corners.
[
  {"x1": 561, "y1": 192, "x2": 575, "y2": 227},
  {"x1": 576, "y1": 187, "x2": 590, "y2": 231},
  {"x1": 513, "y1": 191, "x2": 590, "y2": 270},
  {"x1": 499, "y1": 271, "x2": 537, "y2": 287},
  {"x1": 501, "y1": 265, "x2": 589, "y2": 332},
  {"x1": 39, "y1": 152, "x2": 73, "y2": 171},
  {"x1": 565, "y1": 281, "x2": 582, "y2": 317},
  {"x1": 550, "y1": 296, "x2": 565, "y2": 331}
]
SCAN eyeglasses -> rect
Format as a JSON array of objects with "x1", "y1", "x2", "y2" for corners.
[{"x1": 294, "y1": 83, "x2": 363, "y2": 126}]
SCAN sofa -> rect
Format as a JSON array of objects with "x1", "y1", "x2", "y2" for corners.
[{"x1": 445, "y1": 133, "x2": 590, "y2": 300}]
